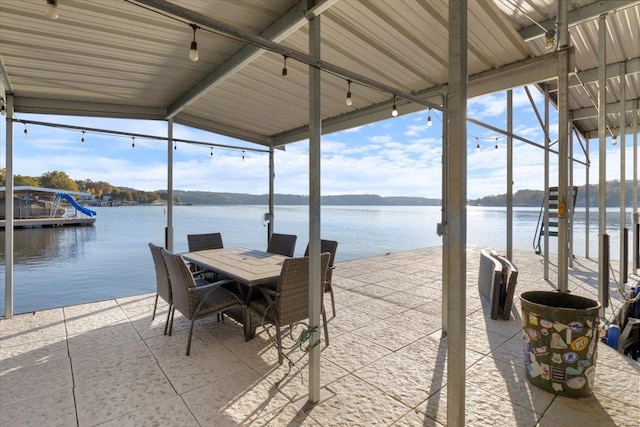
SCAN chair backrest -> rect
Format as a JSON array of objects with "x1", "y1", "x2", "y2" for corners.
[
  {"x1": 149, "y1": 243, "x2": 172, "y2": 304},
  {"x1": 267, "y1": 233, "x2": 297, "y2": 257},
  {"x1": 187, "y1": 232, "x2": 223, "y2": 252},
  {"x1": 304, "y1": 239, "x2": 338, "y2": 286},
  {"x1": 161, "y1": 248, "x2": 199, "y2": 319},
  {"x1": 275, "y1": 253, "x2": 330, "y2": 325}
]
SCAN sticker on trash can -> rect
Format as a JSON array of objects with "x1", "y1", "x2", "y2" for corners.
[
  {"x1": 551, "y1": 333, "x2": 568, "y2": 349},
  {"x1": 562, "y1": 352, "x2": 578, "y2": 363},
  {"x1": 526, "y1": 328, "x2": 541, "y2": 341},
  {"x1": 552, "y1": 353, "x2": 563, "y2": 364},
  {"x1": 541, "y1": 363, "x2": 550, "y2": 380},
  {"x1": 567, "y1": 376, "x2": 586, "y2": 389},
  {"x1": 540, "y1": 319, "x2": 553, "y2": 329},
  {"x1": 566, "y1": 366, "x2": 583, "y2": 375},
  {"x1": 570, "y1": 336, "x2": 589, "y2": 352},
  {"x1": 529, "y1": 313, "x2": 539, "y2": 325},
  {"x1": 568, "y1": 322, "x2": 583, "y2": 332},
  {"x1": 551, "y1": 366, "x2": 566, "y2": 382}
]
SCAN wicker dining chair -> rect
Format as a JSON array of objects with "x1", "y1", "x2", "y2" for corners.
[
  {"x1": 161, "y1": 248, "x2": 241, "y2": 356},
  {"x1": 187, "y1": 232, "x2": 224, "y2": 281},
  {"x1": 248, "y1": 253, "x2": 330, "y2": 364},
  {"x1": 148, "y1": 243, "x2": 174, "y2": 335},
  {"x1": 266, "y1": 233, "x2": 297, "y2": 257},
  {"x1": 187, "y1": 232, "x2": 223, "y2": 252},
  {"x1": 304, "y1": 239, "x2": 338, "y2": 318}
]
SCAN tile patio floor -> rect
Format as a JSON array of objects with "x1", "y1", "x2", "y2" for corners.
[{"x1": 1, "y1": 246, "x2": 639, "y2": 426}]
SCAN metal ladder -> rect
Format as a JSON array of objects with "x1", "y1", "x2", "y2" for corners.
[{"x1": 533, "y1": 186, "x2": 578, "y2": 254}]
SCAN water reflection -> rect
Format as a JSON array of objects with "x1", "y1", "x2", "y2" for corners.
[{"x1": 0, "y1": 226, "x2": 97, "y2": 265}]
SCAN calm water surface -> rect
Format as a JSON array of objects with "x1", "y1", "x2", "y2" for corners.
[{"x1": 0, "y1": 205, "x2": 632, "y2": 315}]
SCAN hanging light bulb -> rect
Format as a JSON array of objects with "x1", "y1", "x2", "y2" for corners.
[
  {"x1": 346, "y1": 80, "x2": 352, "y2": 106},
  {"x1": 612, "y1": 136, "x2": 617, "y2": 146},
  {"x1": 545, "y1": 29, "x2": 556, "y2": 50},
  {"x1": 174, "y1": 141, "x2": 177, "y2": 150},
  {"x1": 210, "y1": 147, "x2": 213, "y2": 159},
  {"x1": 189, "y1": 24, "x2": 199, "y2": 61},
  {"x1": 427, "y1": 108, "x2": 432, "y2": 126},
  {"x1": 282, "y1": 56, "x2": 288, "y2": 79},
  {"x1": 242, "y1": 150, "x2": 245, "y2": 161},
  {"x1": 476, "y1": 143, "x2": 480, "y2": 151},
  {"x1": 45, "y1": 0, "x2": 59, "y2": 20},
  {"x1": 391, "y1": 96, "x2": 398, "y2": 117},
  {"x1": 131, "y1": 137, "x2": 136, "y2": 151},
  {"x1": 81, "y1": 131, "x2": 85, "y2": 144},
  {"x1": 0, "y1": 97, "x2": 6, "y2": 116},
  {"x1": 23, "y1": 123, "x2": 28, "y2": 136}
]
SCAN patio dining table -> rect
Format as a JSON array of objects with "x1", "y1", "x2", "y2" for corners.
[{"x1": 181, "y1": 247, "x2": 288, "y2": 339}]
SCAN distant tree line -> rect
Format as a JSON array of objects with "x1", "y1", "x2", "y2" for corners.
[
  {"x1": 1, "y1": 169, "x2": 635, "y2": 206},
  {"x1": 0, "y1": 169, "x2": 162, "y2": 203},
  {"x1": 468, "y1": 180, "x2": 638, "y2": 207}
]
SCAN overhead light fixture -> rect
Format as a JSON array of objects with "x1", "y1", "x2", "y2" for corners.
[
  {"x1": 346, "y1": 80, "x2": 352, "y2": 106},
  {"x1": 476, "y1": 143, "x2": 480, "y2": 151},
  {"x1": 612, "y1": 136, "x2": 617, "y2": 146},
  {"x1": 391, "y1": 96, "x2": 398, "y2": 117},
  {"x1": 45, "y1": 0, "x2": 59, "y2": 20},
  {"x1": 131, "y1": 137, "x2": 136, "y2": 150},
  {"x1": 23, "y1": 123, "x2": 28, "y2": 136},
  {"x1": 282, "y1": 56, "x2": 288, "y2": 79},
  {"x1": 545, "y1": 29, "x2": 556, "y2": 50},
  {"x1": 427, "y1": 108, "x2": 432, "y2": 126},
  {"x1": 0, "y1": 97, "x2": 6, "y2": 116},
  {"x1": 81, "y1": 131, "x2": 85, "y2": 144},
  {"x1": 189, "y1": 24, "x2": 199, "y2": 61}
]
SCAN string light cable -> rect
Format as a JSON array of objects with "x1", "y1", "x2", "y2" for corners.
[{"x1": 11, "y1": 118, "x2": 268, "y2": 157}]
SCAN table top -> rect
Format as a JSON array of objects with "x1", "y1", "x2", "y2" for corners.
[{"x1": 181, "y1": 247, "x2": 288, "y2": 286}]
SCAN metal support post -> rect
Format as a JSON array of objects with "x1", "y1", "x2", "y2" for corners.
[
  {"x1": 4, "y1": 95, "x2": 14, "y2": 318},
  {"x1": 440, "y1": 93, "x2": 449, "y2": 335},
  {"x1": 569, "y1": 121, "x2": 574, "y2": 269},
  {"x1": 557, "y1": 0, "x2": 569, "y2": 292},
  {"x1": 619, "y1": 66, "x2": 627, "y2": 287},
  {"x1": 307, "y1": 12, "x2": 322, "y2": 404},
  {"x1": 544, "y1": 85, "x2": 550, "y2": 280},
  {"x1": 597, "y1": 14, "x2": 608, "y2": 317},
  {"x1": 507, "y1": 89, "x2": 513, "y2": 261},
  {"x1": 446, "y1": 1, "x2": 467, "y2": 425},
  {"x1": 268, "y1": 142, "x2": 275, "y2": 241},
  {"x1": 166, "y1": 119, "x2": 174, "y2": 252},
  {"x1": 633, "y1": 100, "x2": 638, "y2": 275},
  {"x1": 585, "y1": 137, "x2": 590, "y2": 259}
]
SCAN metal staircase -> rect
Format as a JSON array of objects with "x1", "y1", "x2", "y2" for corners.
[{"x1": 533, "y1": 186, "x2": 578, "y2": 254}]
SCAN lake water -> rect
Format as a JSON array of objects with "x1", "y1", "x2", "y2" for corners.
[{"x1": 0, "y1": 205, "x2": 633, "y2": 315}]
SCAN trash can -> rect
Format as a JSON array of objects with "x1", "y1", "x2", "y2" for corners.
[{"x1": 520, "y1": 291, "x2": 601, "y2": 398}]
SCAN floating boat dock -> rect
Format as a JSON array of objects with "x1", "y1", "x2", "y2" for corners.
[{"x1": 0, "y1": 186, "x2": 96, "y2": 229}]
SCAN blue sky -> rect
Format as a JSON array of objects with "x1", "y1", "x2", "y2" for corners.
[{"x1": 0, "y1": 86, "x2": 633, "y2": 199}]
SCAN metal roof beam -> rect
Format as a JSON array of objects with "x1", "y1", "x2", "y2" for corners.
[
  {"x1": 272, "y1": 50, "x2": 570, "y2": 146},
  {"x1": 585, "y1": 122, "x2": 639, "y2": 139},
  {"x1": 518, "y1": 1, "x2": 638, "y2": 42},
  {"x1": 166, "y1": 0, "x2": 339, "y2": 119},
  {"x1": 571, "y1": 98, "x2": 640, "y2": 120},
  {"x1": 174, "y1": 113, "x2": 270, "y2": 146},
  {"x1": 13, "y1": 97, "x2": 166, "y2": 119},
  {"x1": 133, "y1": 0, "x2": 442, "y2": 112}
]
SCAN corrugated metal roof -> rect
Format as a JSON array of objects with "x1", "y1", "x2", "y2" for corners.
[{"x1": 0, "y1": 0, "x2": 638, "y2": 146}]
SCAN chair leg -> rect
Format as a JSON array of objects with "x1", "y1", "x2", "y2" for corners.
[
  {"x1": 322, "y1": 304, "x2": 329, "y2": 347},
  {"x1": 329, "y1": 289, "x2": 336, "y2": 318},
  {"x1": 186, "y1": 319, "x2": 196, "y2": 356},
  {"x1": 276, "y1": 324, "x2": 283, "y2": 365},
  {"x1": 168, "y1": 306, "x2": 175, "y2": 336},
  {"x1": 151, "y1": 294, "x2": 159, "y2": 321},
  {"x1": 163, "y1": 302, "x2": 172, "y2": 335}
]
